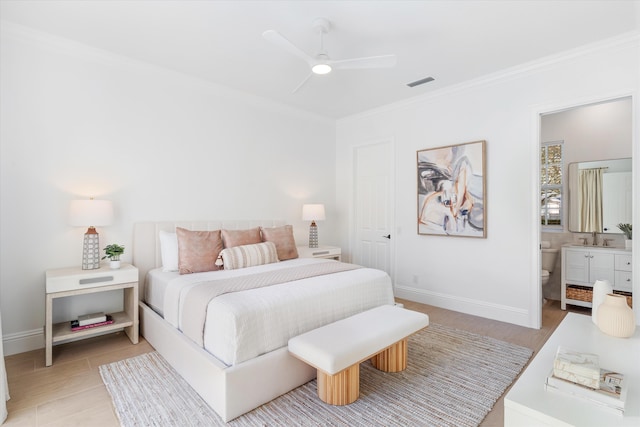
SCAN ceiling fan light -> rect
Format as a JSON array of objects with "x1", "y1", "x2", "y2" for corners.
[{"x1": 312, "y1": 63, "x2": 332, "y2": 75}]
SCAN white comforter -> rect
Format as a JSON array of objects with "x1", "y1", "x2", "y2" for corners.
[{"x1": 161, "y1": 258, "x2": 395, "y2": 366}]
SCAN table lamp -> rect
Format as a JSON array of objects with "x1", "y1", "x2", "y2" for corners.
[
  {"x1": 69, "y1": 199, "x2": 114, "y2": 269},
  {"x1": 302, "y1": 204, "x2": 325, "y2": 248}
]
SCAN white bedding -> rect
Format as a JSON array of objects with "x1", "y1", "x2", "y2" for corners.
[
  {"x1": 146, "y1": 258, "x2": 394, "y2": 366},
  {"x1": 145, "y1": 268, "x2": 178, "y2": 315}
]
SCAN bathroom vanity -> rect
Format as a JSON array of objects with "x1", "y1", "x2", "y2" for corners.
[{"x1": 561, "y1": 245, "x2": 633, "y2": 310}]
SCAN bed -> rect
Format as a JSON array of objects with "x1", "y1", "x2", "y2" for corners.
[{"x1": 133, "y1": 220, "x2": 395, "y2": 422}]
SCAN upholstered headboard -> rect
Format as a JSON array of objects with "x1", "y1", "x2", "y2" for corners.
[{"x1": 132, "y1": 220, "x2": 286, "y2": 301}]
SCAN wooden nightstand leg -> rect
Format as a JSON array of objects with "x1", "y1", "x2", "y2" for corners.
[
  {"x1": 45, "y1": 294, "x2": 53, "y2": 366},
  {"x1": 123, "y1": 286, "x2": 139, "y2": 344}
]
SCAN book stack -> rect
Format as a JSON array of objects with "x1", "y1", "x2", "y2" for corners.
[
  {"x1": 545, "y1": 346, "x2": 627, "y2": 415},
  {"x1": 70, "y1": 312, "x2": 114, "y2": 331}
]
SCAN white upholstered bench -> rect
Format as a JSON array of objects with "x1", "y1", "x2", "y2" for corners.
[{"x1": 288, "y1": 304, "x2": 429, "y2": 405}]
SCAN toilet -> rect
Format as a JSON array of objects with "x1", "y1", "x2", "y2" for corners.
[{"x1": 541, "y1": 242, "x2": 559, "y2": 287}]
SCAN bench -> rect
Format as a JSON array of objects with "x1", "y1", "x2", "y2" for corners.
[{"x1": 288, "y1": 304, "x2": 429, "y2": 405}]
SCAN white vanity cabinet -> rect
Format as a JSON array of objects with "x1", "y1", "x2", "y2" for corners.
[
  {"x1": 615, "y1": 253, "x2": 633, "y2": 292},
  {"x1": 561, "y1": 246, "x2": 633, "y2": 310}
]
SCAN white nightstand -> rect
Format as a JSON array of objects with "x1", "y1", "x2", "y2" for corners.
[
  {"x1": 45, "y1": 263, "x2": 139, "y2": 366},
  {"x1": 297, "y1": 245, "x2": 342, "y2": 261}
]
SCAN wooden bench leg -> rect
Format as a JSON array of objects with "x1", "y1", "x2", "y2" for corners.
[
  {"x1": 371, "y1": 338, "x2": 407, "y2": 372},
  {"x1": 317, "y1": 364, "x2": 359, "y2": 405}
]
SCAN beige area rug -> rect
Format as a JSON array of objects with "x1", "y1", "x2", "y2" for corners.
[{"x1": 100, "y1": 323, "x2": 532, "y2": 426}]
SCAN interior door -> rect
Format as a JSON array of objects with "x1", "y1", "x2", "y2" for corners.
[{"x1": 353, "y1": 141, "x2": 393, "y2": 277}]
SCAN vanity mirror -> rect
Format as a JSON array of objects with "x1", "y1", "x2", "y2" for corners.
[{"x1": 567, "y1": 158, "x2": 632, "y2": 233}]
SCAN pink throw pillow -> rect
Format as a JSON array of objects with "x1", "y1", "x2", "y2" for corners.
[
  {"x1": 176, "y1": 227, "x2": 223, "y2": 274},
  {"x1": 221, "y1": 227, "x2": 261, "y2": 248},
  {"x1": 261, "y1": 225, "x2": 299, "y2": 261}
]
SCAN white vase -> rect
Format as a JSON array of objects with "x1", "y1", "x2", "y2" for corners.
[
  {"x1": 596, "y1": 294, "x2": 636, "y2": 338},
  {"x1": 109, "y1": 260, "x2": 121, "y2": 269},
  {"x1": 591, "y1": 280, "x2": 613, "y2": 325},
  {"x1": 625, "y1": 239, "x2": 632, "y2": 250}
]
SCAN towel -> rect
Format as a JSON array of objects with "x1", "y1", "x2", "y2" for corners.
[{"x1": 541, "y1": 241, "x2": 551, "y2": 249}]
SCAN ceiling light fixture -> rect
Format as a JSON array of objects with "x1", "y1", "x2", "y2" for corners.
[
  {"x1": 312, "y1": 53, "x2": 332, "y2": 75},
  {"x1": 312, "y1": 63, "x2": 332, "y2": 75}
]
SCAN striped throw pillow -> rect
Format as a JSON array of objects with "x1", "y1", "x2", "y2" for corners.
[{"x1": 220, "y1": 241, "x2": 279, "y2": 270}]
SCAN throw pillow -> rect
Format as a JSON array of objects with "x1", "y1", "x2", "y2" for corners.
[
  {"x1": 260, "y1": 225, "x2": 299, "y2": 260},
  {"x1": 220, "y1": 241, "x2": 279, "y2": 270},
  {"x1": 221, "y1": 227, "x2": 262, "y2": 248},
  {"x1": 176, "y1": 227, "x2": 223, "y2": 274}
]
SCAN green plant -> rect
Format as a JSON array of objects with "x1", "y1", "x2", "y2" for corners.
[
  {"x1": 102, "y1": 243, "x2": 125, "y2": 260},
  {"x1": 617, "y1": 223, "x2": 632, "y2": 240}
]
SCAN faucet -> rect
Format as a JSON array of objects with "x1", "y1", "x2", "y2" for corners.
[{"x1": 592, "y1": 231, "x2": 598, "y2": 246}]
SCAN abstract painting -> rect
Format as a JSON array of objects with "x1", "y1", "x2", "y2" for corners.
[{"x1": 417, "y1": 140, "x2": 486, "y2": 237}]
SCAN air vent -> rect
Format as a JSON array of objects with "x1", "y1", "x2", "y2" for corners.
[{"x1": 407, "y1": 76, "x2": 435, "y2": 87}]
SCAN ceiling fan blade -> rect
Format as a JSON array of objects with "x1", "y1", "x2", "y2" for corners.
[
  {"x1": 291, "y1": 73, "x2": 313, "y2": 94},
  {"x1": 262, "y1": 30, "x2": 314, "y2": 66},
  {"x1": 330, "y1": 54, "x2": 397, "y2": 70}
]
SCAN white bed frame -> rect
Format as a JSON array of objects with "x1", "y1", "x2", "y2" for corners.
[{"x1": 133, "y1": 221, "x2": 316, "y2": 422}]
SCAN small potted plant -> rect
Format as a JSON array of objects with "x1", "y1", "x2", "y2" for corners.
[
  {"x1": 617, "y1": 223, "x2": 632, "y2": 250},
  {"x1": 102, "y1": 244, "x2": 125, "y2": 269}
]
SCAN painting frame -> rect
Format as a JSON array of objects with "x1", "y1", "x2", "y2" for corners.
[{"x1": 417, "y1": 140, "x2": 486, "y2": 238}]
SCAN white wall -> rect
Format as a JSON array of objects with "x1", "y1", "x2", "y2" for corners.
[
  {"x1": 541, "y1": 97, "x2": 632, "y2": 167},
  {"x1": 336, "y1": 35, "x2": 640, "y2": 328},
  {"x1": 0, "y1": 23, "x2": 337, "y2": 354}
]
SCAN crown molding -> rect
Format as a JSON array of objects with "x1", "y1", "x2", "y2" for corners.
[{"x1": 340, "y1": 30, "x2": 640, "y2": 124}]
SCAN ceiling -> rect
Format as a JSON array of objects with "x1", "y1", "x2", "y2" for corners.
[{"x1": 1, "y1": 1, "x2": 639, "y2": 119}]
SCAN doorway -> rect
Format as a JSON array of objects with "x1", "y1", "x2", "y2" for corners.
[
  {"x1": 352, "y1": 140, "x2": 394, "y2": 279},
  {"x1": 537, "y1": 96, "x2": 633, "y2": 324}
]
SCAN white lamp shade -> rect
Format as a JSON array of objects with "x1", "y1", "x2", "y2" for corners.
[
  {"x1": 69, "y1": 199, "x2": 114, "y2": 227},
  {"x1": 302, "y1": 204, "x2": 326, "y2": 221}
]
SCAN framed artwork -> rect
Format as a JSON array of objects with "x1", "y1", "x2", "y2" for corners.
[{"x1": 417, "y1": 140, "x2": 486, "y2": 237}]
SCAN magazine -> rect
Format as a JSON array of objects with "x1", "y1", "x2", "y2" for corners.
[{"x1": 70, "y1": 314, "x2": 114, "y2": 331}]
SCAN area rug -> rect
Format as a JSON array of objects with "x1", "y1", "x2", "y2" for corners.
[{"x1": 100, "y1": 323, "x2": 532, "y2": 426}]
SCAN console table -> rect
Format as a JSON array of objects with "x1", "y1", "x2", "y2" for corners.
[{"x1": 504, "y1": 313, "x2": 639, "y2": 426}]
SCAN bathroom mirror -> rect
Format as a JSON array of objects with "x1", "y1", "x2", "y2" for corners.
[{"x1": 567, "y1": 158, "x2": 632, "y2": 233}]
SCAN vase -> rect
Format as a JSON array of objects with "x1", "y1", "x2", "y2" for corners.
[
  {"x1": 591, "y1": 280, "x2": 612, "y2": 325},
  {"x1": 110, "y1": 260, "x2": 121, "y2": 269},
  {"x1": 625, "y1": 239, "x2": 632, "y2": 250},
  {"x1": 596, "y1": 294, "x2": 636, "y2": 338}
]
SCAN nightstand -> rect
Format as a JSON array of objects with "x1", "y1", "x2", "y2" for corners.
[
  {"x1": 297, "y1": 245, "x2": 342, "y2": 261},
  {"x1": 45, "y1": 263, "x2": 139, "y2": 366}
]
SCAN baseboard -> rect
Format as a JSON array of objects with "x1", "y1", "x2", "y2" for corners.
[
  {"x1": 395, "y1": 285, "x2": 533, "y2": 328},
  {"x1": 3, "y1": 328, "x2": 44, "y2": 356},
  {"x1": 3, "y1": 326, "x2": 124, "y2": 356}
]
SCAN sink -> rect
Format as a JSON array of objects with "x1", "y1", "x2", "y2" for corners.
[{"x1": 563, "y1": 243, "x2": 623, "y2": 249}]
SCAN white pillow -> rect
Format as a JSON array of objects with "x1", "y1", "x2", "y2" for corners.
[
  {"x1": 220, "y1": 241, "x2": 279, "y2": 270},
  {"x1": 159, "y1": 230, "x2": 179, "y2": 272}
]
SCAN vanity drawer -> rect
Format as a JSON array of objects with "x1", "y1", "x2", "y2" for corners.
[
  {"x1": 615, "y1": 270, "x2": 633, "y2": 291},
  {"x1": 615, "y1": 254, "x2": 632, "y2": 272}
]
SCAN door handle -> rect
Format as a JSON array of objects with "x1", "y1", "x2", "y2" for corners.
[{"x1": 382, "y1": 234, "x2": 391, "y2": 239}]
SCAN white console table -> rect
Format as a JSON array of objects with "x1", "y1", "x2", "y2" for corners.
[{"x1": 505, "y1": 313, "x2": 639, "y2": 426}]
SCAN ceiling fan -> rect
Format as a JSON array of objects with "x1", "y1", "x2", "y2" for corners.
[{"x1": 262, "y1": 17, "x2": 397, "y2": 93}]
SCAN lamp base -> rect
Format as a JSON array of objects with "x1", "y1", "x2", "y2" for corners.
[
  {"x1": 82, "y1": 227, "x2": 101, "y2": 270},
  {"x1": 309, "y1": 222, "x2": 318, "y2": 248}
]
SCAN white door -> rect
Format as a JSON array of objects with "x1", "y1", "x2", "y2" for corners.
[{"x1": 353, "y1": 141, "x2": 393, "y2": 277}]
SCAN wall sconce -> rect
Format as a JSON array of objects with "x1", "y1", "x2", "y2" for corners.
[
  {"x1": 302, "y1": 204, "x2": 325, "y2": 248},
  {"x1": 69, "y1": 199, "x2": 113, "y2": 270}
]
